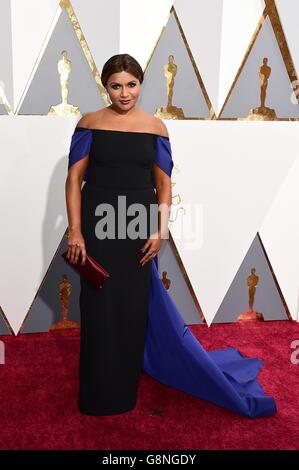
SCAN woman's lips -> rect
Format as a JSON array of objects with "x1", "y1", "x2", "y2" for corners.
[{"x1": 120, "y1": 100, "x2": 130, "y2": 104}]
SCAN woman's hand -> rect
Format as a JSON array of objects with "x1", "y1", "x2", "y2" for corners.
[
  {"x1": 66, "y1": 228, "x2": 87, "y2": 265},
  {"x1": 139, "y1": 232, "x2": 163, "y2": 267}
]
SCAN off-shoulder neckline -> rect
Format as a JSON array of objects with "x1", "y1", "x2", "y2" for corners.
[{"x1": 75, "y1": 126, "x2": 170, "y2": 140}]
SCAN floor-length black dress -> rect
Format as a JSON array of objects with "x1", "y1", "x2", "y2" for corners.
[
  {"x1": 76, "y1": 127, "x2": 158, "y2": 415},
  {"x1": 67, "y1": 125, "x2": 277, "y2": 419}
]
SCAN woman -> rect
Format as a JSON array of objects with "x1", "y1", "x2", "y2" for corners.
[{"x1": 65, "y1": 54, "x2": 276, "y2": 418}]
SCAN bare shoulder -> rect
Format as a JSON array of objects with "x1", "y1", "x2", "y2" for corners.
[
  {"x1": 77, "y1": 108, "x2": 114, "y2": 129},
  {"x1": 75, "y1": 112, "x2": 95, "y2": 129},
  {"x1": 151, "y1": 116, "x2": 169, "y2": 138},
  {"x1": 135, "y1": 108, "x2": 169, "y2": 137},
  {"x1": 137, "y1": 108, "x2": 168, "y2": 136}
]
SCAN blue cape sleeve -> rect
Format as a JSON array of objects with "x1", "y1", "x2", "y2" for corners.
[
  {"x1": 151, "y1": 135, "x2": 174, "y2": 188},
  {"x1": 67, "y1": 127, "x2": 93, "y2": 182}
]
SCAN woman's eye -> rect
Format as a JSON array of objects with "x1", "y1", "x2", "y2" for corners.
[{"x1": 111, "y1": 83, "x2": 136, "y2": 89}]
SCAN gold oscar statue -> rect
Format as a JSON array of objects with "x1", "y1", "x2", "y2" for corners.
[
  {"x1": 50, "y1": 274, "x2": 80, "y2": 330},
  {"x1": 236, "y1": 268, "x2": 264, "y2": 322},
  {"x1": 247, "y1": 57, "x2": 277, "y2": 120},
  {"x1": 48, "y1": 50, "x2": 80, "y2": 116},
  {"x1": 161, "y1": 271, "x2": 171, "y2": 290},
  {"x1": 155, "y1": 55, "x2": 185, "y2": 119}
]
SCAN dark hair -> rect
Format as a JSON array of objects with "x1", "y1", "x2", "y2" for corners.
[{"x1": 101, "y1": 54, "x2": 144, "y2": 88}]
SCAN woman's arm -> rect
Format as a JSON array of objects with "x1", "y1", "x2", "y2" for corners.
[
  {"x1": 140, "y1": 120, "x2": 172, "y2": 266},
  {"x1": 65, "y1": 114, "x2": 91, "y2": 264},
  {"x1": 139, "y1": 163, "x2": 172, "y2": 266}
]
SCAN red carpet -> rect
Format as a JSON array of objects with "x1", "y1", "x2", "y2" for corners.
[{"x1": 0, "y1": 320, "x2": 298, "y2": 450}]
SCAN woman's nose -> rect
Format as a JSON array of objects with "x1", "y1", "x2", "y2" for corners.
[{"x1": 120, "y1": 87, "x2": 129, "y2": 97}]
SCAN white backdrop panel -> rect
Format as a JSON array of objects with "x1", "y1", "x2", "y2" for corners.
[
  {"x1": 167, "y1": 119, "x2": 299, "y2": 324},
  {"x1": 260, "y1": 153, "x2": 299, "y2": 321},
  {"x1": 0, "y1": 116, "x2": 77, "y2": 333}
]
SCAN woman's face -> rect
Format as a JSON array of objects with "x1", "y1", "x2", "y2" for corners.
[{"x1": 105, "y1": 71, "x2": 141, "y2": 111}]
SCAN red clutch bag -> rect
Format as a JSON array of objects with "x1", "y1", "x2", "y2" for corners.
[{"x1": 61, "y1": 251, "x2": 110, "y2": 289}]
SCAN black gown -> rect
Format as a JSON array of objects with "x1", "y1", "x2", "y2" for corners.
[
  {"x1": 77, "y1": 128, "x2": 158, "y2": 415},
  {"x1": 67, "y1": 126, "x2": 277, "y2": 418}
]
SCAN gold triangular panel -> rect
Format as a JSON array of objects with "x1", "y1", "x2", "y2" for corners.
[
  {"x1": 17, "y1": 3, "x2": 106, "y2": 115},
  {"x1": 220, "y1": 9, "x2": 299, "y2": 120},
  {"x1": 212, "y1": 233, "x2": 291, "y2": 323},
  {"x1": 19, "y1": 230, "x2": 80, "y2": 335},
  {"x1": 141, "y1": 7, "x2": 214, "y2": 119}
]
